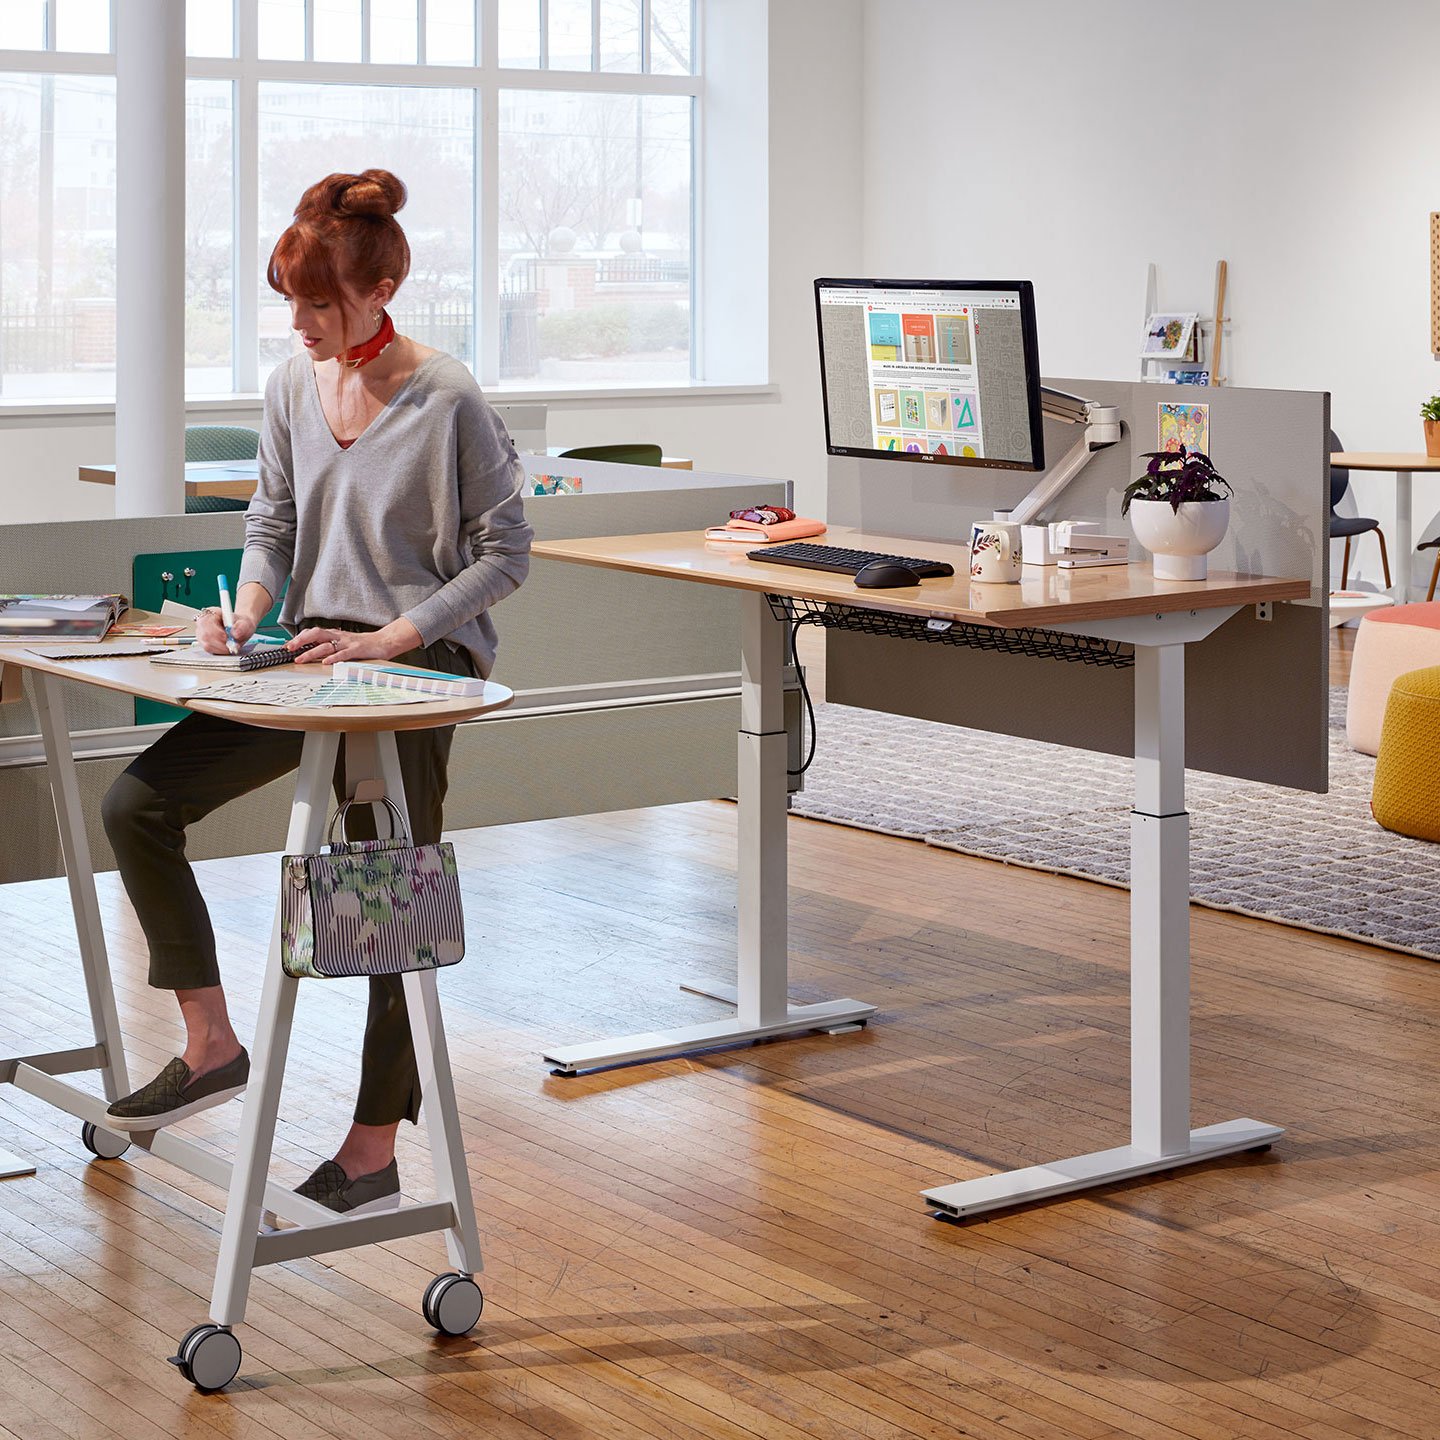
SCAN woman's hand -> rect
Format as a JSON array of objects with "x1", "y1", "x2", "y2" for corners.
[
  {"x1": 289, "y1": 618, "x2": 423, "y2": 665},
  {"x1": 196, "y1": 607, "x2": 257, "y2": 655}
]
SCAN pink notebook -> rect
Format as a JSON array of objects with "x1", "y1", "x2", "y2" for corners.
[{"x1": 704, "y1": 517, "x2": 827, "y2": 543}]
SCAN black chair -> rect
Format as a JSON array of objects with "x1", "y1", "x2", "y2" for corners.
[{"x1": 1330, "y1": 435, "x2": 1390, "y2": 589}]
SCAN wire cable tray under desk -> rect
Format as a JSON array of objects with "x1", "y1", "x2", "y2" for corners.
[{"x1": 765, "y1": 594, "x2": 1136, "y2": 669}]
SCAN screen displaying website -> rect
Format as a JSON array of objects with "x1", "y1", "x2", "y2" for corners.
[{"x1": 816, "y1": 283, "x2": 1038, "y2": 468}]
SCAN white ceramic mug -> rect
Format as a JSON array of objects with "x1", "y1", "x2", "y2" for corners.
[{"x1": 968, "y1": 520, "x2": 1023, "y2": 583}]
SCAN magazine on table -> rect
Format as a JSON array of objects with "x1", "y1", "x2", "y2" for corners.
[{"x1": 0, "y1": 594, "x2": 127, "y2": 642}]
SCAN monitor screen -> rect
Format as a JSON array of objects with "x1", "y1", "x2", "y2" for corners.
[{"x1": 814, "y1": 278, "x2": 1045, "y2": 471}]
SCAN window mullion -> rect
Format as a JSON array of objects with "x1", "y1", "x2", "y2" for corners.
[
  {"x1": 538, "y1": 0, "x2": 549, "y2": 67},
  {"x1": 641, "y1": 0, "x2": 650, "y2": 71},
  {"x1": 477, "y1": 81, "x2": 499, "y2": 387},
  {"x1": 361, "y1": 0, "x2": 372, "y2": 63},
  {"x1": 416, "y1": 0, "x2": 427, "y2": 63},
  {"x1": 591, "y1": 0, "x2": 599, "y2": 71},
  {"x1": 304, "y1": 0, "x2": 315, "y2": 61},
  {"x1": 234, "y1": 1, "x2": 260, "y2": 393}
]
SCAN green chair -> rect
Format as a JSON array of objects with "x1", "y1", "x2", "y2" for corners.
[
  {"x1": 184, "y1": 425, "x2": 260, "y2": 514},
  {"x1": 557, "y1": 443, "x2": 663, "y2": 467}
]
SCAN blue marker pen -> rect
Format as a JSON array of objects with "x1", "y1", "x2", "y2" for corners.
[{"x1": 216, "y1": 573, "x2": 239, "y2": 655}]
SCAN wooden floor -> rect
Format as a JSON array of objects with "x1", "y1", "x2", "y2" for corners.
[{"x1": 5, "y1": 626, "x2": 1440, "y2": 1440}]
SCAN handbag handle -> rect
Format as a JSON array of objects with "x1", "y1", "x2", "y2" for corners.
[{"x1": 327, "y1": 794, "x2": 412, "y2": 849}]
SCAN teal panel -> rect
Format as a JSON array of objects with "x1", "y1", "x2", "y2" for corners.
[{"x1": 131, "y1": 548, "x2": 286, "y2": 726}]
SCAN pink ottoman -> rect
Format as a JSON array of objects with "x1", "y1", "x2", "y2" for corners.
[{"x1": 1347, "y1": 603, "x2": 1440, "y2": 755}]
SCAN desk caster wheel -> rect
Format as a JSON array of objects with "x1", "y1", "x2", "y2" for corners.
[
  {"x1": 168, "y1": 1323, "x2": 241, "y2": 1392},
  {"x1": 80, "y1": 1121, "x2": 129, "y2": 1161},
  {"x1": 422, "y1": 1272, "x2": 483, "y2": 1337}
]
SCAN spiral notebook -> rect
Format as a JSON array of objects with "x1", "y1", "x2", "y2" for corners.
[{"x1": 149, "y1": 640, "x2": 321, "y2": 671}]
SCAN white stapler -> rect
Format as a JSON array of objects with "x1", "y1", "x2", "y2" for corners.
[{"x1": 1054, "y1": 520, "x2": 1130, "y2": 569}]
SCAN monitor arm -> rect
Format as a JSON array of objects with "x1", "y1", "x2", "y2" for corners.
[{"x1": 1004, "y1": 388, "x2": 1122, "y2": 528}]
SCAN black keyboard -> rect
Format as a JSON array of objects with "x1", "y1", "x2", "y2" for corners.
[{"x1": 745, "y1": 542, "x2": 955, "y2": 579}]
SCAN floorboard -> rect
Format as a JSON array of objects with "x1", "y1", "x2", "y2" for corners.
[{"x1": 3, "y1": 628, "x2": 1436, "y2": 1439}]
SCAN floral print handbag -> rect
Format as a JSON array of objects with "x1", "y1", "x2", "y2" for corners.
[{"x1": 280, "y1": 796, "x2": 466, "y2": 980}]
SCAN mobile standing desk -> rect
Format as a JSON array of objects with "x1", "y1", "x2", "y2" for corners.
[
  {"x1": 0, "y1": 629, "x2": 511, "y2": 1389},
  {"x1": 530, "y1": 528, "x2": 1310, "y2": 1218}
]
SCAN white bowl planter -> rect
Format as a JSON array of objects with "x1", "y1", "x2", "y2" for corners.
[{"x1": 1128, "y1": 498, "x2": 1231, "y2": 581}]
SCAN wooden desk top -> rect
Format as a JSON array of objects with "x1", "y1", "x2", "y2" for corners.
[
  {"x1": 0, "y1": 613, "x2": 512, "y2": 732},
  {"x1": 531, "y1": 527, "x2": 1312, "y2": 627},
  {"x1": 1332, "y1": 452, "x2": 1440, "y2": 472},
  {"x1": 78, "y1": 461, "x2": 259, "y2": 500}
]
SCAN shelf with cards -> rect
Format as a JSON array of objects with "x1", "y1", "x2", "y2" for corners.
[{"x1": 1140, "y1": 259, "x2": 1230, "y2": 387}]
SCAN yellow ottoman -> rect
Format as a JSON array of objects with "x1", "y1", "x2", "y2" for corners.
[
  {"x1": 1347, "y1": 602, "x2": 1440, "y2": 755},
  {"x1": 1372, "y1": 665, "x2": 1440, "y2": 842}
]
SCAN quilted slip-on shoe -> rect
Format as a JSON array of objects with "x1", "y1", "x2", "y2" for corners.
[
  {"x1": 294, "y1": 1158, "x2": 402, "y2": 1217},
  {"x1": 105, "y1": 1049, "x2": 250, "y2": 1132}
]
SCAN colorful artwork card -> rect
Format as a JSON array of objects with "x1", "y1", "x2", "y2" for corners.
[{"x1": 1158, "y1": 402, "x2": 1209, "y2": 454}]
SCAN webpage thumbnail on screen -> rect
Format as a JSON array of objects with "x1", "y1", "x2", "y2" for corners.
[{"x1": 817, "y1": 282, "x2": 1037, "y2": 467}]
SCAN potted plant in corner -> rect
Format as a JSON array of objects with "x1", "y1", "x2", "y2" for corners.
[
  {"x1": 1122, "y1": 446, "x2": 1233, "y2": 581},
  {"x1": 1421, "y1": 395, "x2": 1440, "y2": 458}
]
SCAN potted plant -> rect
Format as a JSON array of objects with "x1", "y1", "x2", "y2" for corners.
[
  {"x1": 1122, "y1": 446, "x2": 1234, "y2": 581},
  {"x1": 1421, "y1": 395, "x2": 1440, "y2": 458}
]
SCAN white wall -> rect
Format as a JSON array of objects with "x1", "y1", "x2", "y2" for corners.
[
  {"x1": 0, "y1": 0, "x2": 865, "y2": 529},
  {"x1": 860, "y1": 0, "x2": 1440, "y2": 591}
]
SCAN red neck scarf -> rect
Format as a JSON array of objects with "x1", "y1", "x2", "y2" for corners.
[{"x1": 341, "y1": 310, "x2": 396, "y2": 369}]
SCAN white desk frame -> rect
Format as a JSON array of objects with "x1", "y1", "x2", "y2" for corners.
[
  {"x1": 923, "y1": 607, "x2": 1281, "y2": 1218},
  {"x1": 540, "y1": 585, "x2": 1283, "y2": 1217},
  {"x1": 0, "y1": 669, "x2": 486, "y2": 1385},
  {"x1": 542, "y1": 598, "x2": 877, "y2": 1073}
]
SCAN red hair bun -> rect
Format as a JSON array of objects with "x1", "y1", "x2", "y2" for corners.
[{"x1": 296, "y1": 169, "x2": 407, "y2": 223}]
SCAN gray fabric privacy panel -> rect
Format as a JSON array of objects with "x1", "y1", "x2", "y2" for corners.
[
  {"x1": 0, "y1": 511, "x2": 250, "y2": 738},
  {"x1": 826, "y1": 380, "x2": 1331, "y2": 793},
  {"x1": 493, "y1": 481, "x2": 787, "y2": 694},
  {"x1": 0, "y1": 476, "x2": 787, "y2": 882},
  {"x1": 0, "y1": 695, "x2": 739, "y2": 885}
]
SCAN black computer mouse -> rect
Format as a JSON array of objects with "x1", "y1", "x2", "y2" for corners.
[{"x1": 854, "y1": 561, "x2": 921, "y2": 589}]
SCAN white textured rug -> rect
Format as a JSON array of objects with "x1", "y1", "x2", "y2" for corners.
[{"x1": 791, "y1": 689, "x2": 1440, "y2": 962}]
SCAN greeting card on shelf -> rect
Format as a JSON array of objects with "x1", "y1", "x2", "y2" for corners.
[{"x1": 1140, "y1": 312, "x2": 1198, "y2": 360}]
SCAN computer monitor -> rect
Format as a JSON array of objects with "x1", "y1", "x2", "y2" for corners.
[{"x1": 814, "y1": 278, "x2": 1045, "y2": 472}]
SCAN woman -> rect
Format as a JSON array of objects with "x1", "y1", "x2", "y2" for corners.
[{"x1": 100, "y1": 169, "x2": 532, "y2": 1216}]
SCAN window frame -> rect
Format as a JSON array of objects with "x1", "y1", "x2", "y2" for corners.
[{"x1": 0, "y1": 0, "x2": 717, "y2": 400}]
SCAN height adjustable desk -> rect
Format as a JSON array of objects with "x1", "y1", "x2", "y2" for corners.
[
  {"x1": 531, "y1": 528, "x2": 1310, "y2": 1219},
  {"x1": 0, "y1": 631, "x2": 511, "y2": 1388}
]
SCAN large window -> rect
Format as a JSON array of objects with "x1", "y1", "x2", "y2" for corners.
[{"x1": 0, "y1": 0, "x2": 702, "y2": 399}]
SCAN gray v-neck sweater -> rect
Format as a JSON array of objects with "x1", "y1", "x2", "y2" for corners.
[{"x1": 238, "y1": 352, "x2": 532, "y2": 678}]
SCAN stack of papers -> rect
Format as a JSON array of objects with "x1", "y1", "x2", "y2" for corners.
[{"x1": 190, "y1": 676, "x2": 436, "y2": 708}]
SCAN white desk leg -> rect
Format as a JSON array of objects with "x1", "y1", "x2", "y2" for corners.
[
  {"x1": 34, "y1": 674, "x2": 132, "y2": 1105},
  {"x1": 370, "y1": 733, "x2": 483, "y2": 1278},
  {"x1": 210, "y1": 730, "x2": 338, "y2": 1327},
  {"x1": 1394, "y1": 469, "x2": 1413, "y2": 602},
  {"x1": 0, "y1": 675, "x2": 130, "y2": 1177},
  {"x1": 923, "y1": 643, "x2": 1282, "y2": 1219},
  {"x1": 542, "y1": 591, "x2": 875, "y2": 1074}
]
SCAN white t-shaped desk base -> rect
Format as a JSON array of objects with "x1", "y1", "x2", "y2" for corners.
[{"x1": 541, "y1": 593, "x2": 877, "y2": 1073}]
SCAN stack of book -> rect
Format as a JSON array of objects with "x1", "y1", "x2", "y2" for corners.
[
  {"x1": 0, "y1": 594, "x2": 127, "y2": 642},
  {"x1": 704, "y1": 505, "x2": 826, "y2": 545}
]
